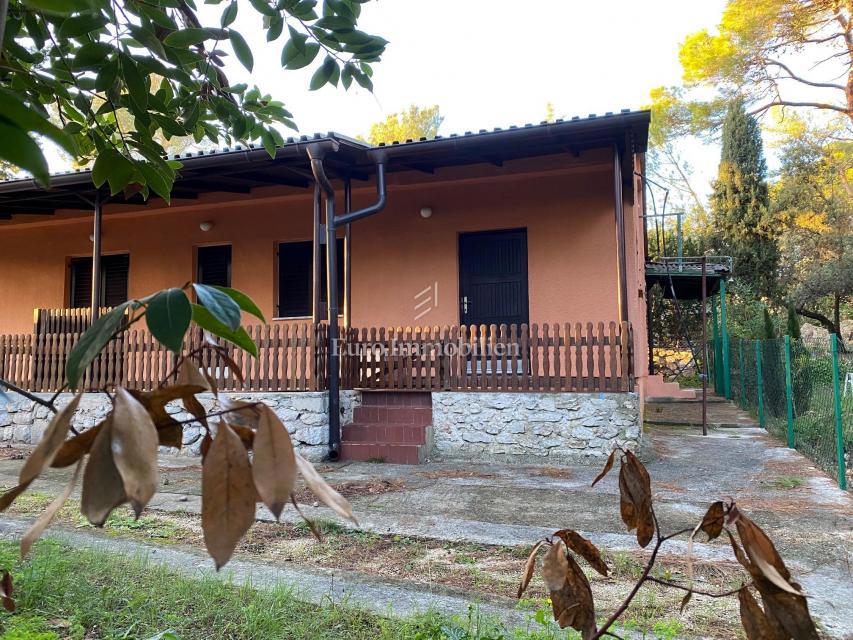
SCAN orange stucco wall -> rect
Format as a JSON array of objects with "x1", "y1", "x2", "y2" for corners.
[{"x1": 0, "y1": 150, "x2": 649, "y2": 387}]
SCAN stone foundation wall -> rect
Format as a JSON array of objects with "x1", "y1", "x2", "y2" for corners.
[
  {"x1": 431, "y1": 392, "x2": 640, "y2": 463},
  {"x1": 0, "y1": 390, "x2": 361, "y2": 462}
]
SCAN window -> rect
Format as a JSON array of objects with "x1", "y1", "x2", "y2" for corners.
[
  {"x1": 69, "y1": 254, "x2": 130, "y2": 309},
  {"x1": 196, "y1": 245, "x2": 231, "y2": 287},
  {"x1": 277, "y1": 239, "x2": 344, "y2": 318}
]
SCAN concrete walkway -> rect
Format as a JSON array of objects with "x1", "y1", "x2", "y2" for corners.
[{"x1": 0, "y1": 400, "x2": 851, "y2": 637}]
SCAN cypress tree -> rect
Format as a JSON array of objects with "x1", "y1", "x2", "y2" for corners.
[
  {"x1": 711, "y1": 99, "x2": 778, "y2": 298},
  {"x1": 762, "y1": 307, "x2": 775, "y2": 339},
  {"x1": 786, "y1": 304, "x2": 801, "y2": 339}
]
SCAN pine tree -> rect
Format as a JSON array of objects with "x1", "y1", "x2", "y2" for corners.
[{"x1": 711, "y1": 99, "x2": 778, "y2": 298}]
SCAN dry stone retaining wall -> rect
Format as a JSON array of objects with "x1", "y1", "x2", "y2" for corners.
[
  {"x1": 431, "y1": 391, "x2": 640, "y2": 463},
  {"x1": 0, "y1": 391, "x2": 360, "y2": 462}
]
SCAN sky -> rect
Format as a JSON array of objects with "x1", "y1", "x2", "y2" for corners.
[{"x1": 194, "y1": 0, "x2": 728, "y2": 195}]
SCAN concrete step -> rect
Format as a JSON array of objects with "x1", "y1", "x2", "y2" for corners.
[
  {"x1": 342, "y1": 423, "x2": 429, "y2": 445},
  {"x1": 340, "y1": 442, "x2": 428, "y2": 464},
  {"x1": 645, "y1": 374, "x2": 697, "y2": 401},
  {"x1": 353, "y1": 405, "x2": 432, "y2": 426}
]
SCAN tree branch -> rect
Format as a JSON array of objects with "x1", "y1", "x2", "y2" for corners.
[
  {"x1": 795, "y1": 306, "x2": 838, "y2": 334},
  {"x1": 749, "y1": 100, "x2": 850, "y2": 116},
  {"x1": 764, "y1": 59, "x2": 846, "y2": 90},
  {"x1": 0, "y1": 379, "x2": 57, "y2": 413},
  {"x1": 646, "y1": 577, "x2": 749, "y2": 598}
]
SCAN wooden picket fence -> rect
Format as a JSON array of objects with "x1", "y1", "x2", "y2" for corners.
[
  {"x1": 0, "y1": 323, "x2": 325, "y2": 393},
  {"x1": 342, "y1": 321, "x2": 633, "y2": 392},
  {"x1": 1, "y1": 318, "x2": 633, "y2": 394}
]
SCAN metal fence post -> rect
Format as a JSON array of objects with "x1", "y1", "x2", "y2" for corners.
[
  {"x1": 830, "y1": 334, "x2": 847, "y2": 490},
  {"x1": 784, "y1": 335, "x2": 795, "y2": 448},
  {"x1": 711, "y1": 301, "x2": 721, "y2": 394},
  {"x1": 756, "y1": 340, "x2": 765, "y2": 429},
  {"x1": 739, "y1": 340, "x2": 747, "y2": 408},
  {"x1": 720, "y1": 280, "x2": 731, "y2": 399}
]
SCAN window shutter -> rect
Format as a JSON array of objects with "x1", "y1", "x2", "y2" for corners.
[
  {"x1": 69, "y1": 254, "x2": 129, "y2": 309},
  {"x1": 197, "y1": 245, "x2": 232, "y2": 287},
  {"x1": 277, "y1": 239, "x2": 344, "y2": 318}
]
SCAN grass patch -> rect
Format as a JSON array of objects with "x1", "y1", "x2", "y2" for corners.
[
  {"x1": 768, "y1": 476, "x2": 806, "y2": 490},
  {"x1": 0, "y1": 541, "x2": 575, "y2": 640}
]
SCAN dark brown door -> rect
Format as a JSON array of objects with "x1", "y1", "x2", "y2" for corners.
[{"x1": 459, "y1": 229, "x2": 529, "y2": 327}]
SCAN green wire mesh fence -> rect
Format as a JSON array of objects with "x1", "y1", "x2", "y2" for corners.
[{"x1": 719, "y1": 334, "x2": 851, "y2": 491}]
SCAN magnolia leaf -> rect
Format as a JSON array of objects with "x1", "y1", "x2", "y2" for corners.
[
  {"x1": 193, "y1": 284, "x2": 241, "y2": 331},
  {"x1": 553, "y1": 529, "x2": 608, "y2": 577},
  {"x1": 191, "y1": 304, "x2": 257, "y2": 356},
  {"x1": 19, "y1": 394, "x2": 81, "y2": 485},
  {"x1": 202, "y1": 422, "x2": 257, "y2": 569},
  {"x1": 0, "y1": 483, "x2": 32, "y2": 514},
  {"x1": 700, "y1": 501, "x2": 725, "y2": 541},
  {"x1": 252, "y1": 407, "x2": 297, "y2": 520},
  {"x1": 517, "y1": 540, "x2": 544, "y2": 599},
  {"x1": 176, "y1": 359, "x2": 211, "y2": 392},
  {"x1": 738, "y1": 587, "x2": 786, "y2": 640},
  {"x1": 295, "y1": 452, "x2": 357, "y2": 524},
  {"x1": 591, "y1": 449, "x2": 615, "y2": 487},
  {"x1": 21, "y1": 459, "x2": 83, "y2": 558},
  {"x1": 0, "y1": 570, "x2": 13, "y2": 613},
  {"x1": 212, "y1": 286, "x2": 265, "y2": 322},
  {"x1": 111, "y1": 388, "x2": 159, "y2": 517},
  {"x1": 81, "y1": 418, "x2": 127, "y2": 526},
  {"x1": 290, "y1": 494, "x2": 324, "y2": 541},
  {"x1": 146, "y1": 288, "x2": 191, "y2": 352},
  {"x1": 734, "y1": 513, "x2": 800, "y2": 595},
  {"x1": 66, "y1": 302, "x2": 131, "y2": 388},
  {"x1": 218, "y1": 396, "x2": 261, "y2": 429},
  {"x1": 541, "y1": 540, "x2": 569, "y2": 592},
  {"x1": 680, "y1": 590, "x2": 693, "y2": 613},
  {"x1": 542, "y1": 541, "x2": 596, "y2": 638},
  {"x1": 229, "y1": 29, "x2": 254, "y2": 72},
  {"x1": 619, "y1": 450, "x2": 654, "y2": 548}
]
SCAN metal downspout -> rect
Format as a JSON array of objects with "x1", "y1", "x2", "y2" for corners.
[
  {"x1": 613, "y1": 145, "x2": 629, "y2": 324},
  {"x1": 91, "y1": 191, "x2": 103, "y2": 322},
  {"x1": 306, "y1": 143, "x2": 388, "y2": 460}
]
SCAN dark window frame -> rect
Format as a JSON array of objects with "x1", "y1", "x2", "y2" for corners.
[
  {"x1": 68, "y1": 253, "x2": 130, "y2": 309},
  {"x1": 276, "y1": 239, "x2": 344, "y2": 319},
  {"x1": 195, "y1": 244, "x2": 232, "y2": 288}
]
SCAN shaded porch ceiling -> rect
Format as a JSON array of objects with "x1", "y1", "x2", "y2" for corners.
[
  {"x1": 0, "y1": 109, "x2": 650, "y2": 220},
  {"x1": 645, "y1": 260, "x2": 730, "y2": 299}
]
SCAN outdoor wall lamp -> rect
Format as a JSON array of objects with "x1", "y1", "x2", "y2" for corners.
[
  {"x1": 199, "y1": 221, "x2": 214, "y2": 232},
  {"x1": 420, "y1": 206, "x2": 433, "y2": 219}
]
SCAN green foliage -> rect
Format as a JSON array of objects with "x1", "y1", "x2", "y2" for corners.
[
  {"x1": 786, "y1": 305, "x2": 801, "y2": 340},
  {"x1": 365, "y1": 105, "x2": 443, "y2": 145},
  {"x1": 711, "y1": 99, "x2": 778, "y2": 298},
  {"x1": 0, "y1": 0, "x2": 387, "y2": 192},
  {"x1": 762, "y1": 307, "x2": 775, "y2": 339}
]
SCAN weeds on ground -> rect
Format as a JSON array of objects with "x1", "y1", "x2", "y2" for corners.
[{"x1": 767, "y1": 476, "x2": 806, "y2": 490}]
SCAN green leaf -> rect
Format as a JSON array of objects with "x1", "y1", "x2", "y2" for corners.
[
  {"x1": 0, "y1": 90, "x2": 75, "y2": 155},
  {"x1": 138, "y1": 161, "x2": 174, "y2": 203},
  {"x1": 221, "y1": 1, "x2": 238, "y2": 27},
  {"x1": 91, "y1": 149, "x2": 119, "y2": 188},
  {"x1": 229, "y1": 30, "x2": 254, "y2": 72},
  {"x1": 212, "y1": 287, "x2": 266, "y2": 323},
  {"x1": 193, "y1": 283, "x2": 241, "y2": 330},
  {"x1": 72, "y1": 42, "x2": 112, "y2": 69},
  {"x1": 281, "y1": 40, "x2": 319, "y2": 70},
  {"x1": 23, "y1": 0, "x2": 88, "y2": 14},
  {"x1": 260, "y1": 128, "x2": 276, "y2": 159},
  {"x1": 146, "y1": 288, "x2": 191, "y2": 352},
  {"x1": 0, "y1": 121, "x2": 50, "y2": 185},
  {"x1": 191, "y1": 304, "x2": 258, "y2": 357},
  {"x1": 121, "y1": 54, "x2": 148, "y2": 109},
  {"x1": 66, "y1": 302, "x2": 132, "y2": 389},
  {"x1": 309, "y1": 56, "x2": 336, "y2": 90},
  {"x1": 314, "y1": 16, "x2": 354, "y2": 31},
  {"x1": 163, "y1": 28, "x2": 212, "y2": 47},
  {"x1": 248, "y1": 0, "x2": 278, "y2": 16},
  {"x1": 58, "y1": 14, "x2": 108, "y2": 39}
]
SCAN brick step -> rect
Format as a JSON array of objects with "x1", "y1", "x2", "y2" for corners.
[
  {"x1": 340, "y1": 442, "x2": 427, "y2": 465},
  {"x1": 342, "y1": 423, "x2": 428, "y2": 445},
  {"x1": 353, "y1": 405, "x2": 431, "y2": 426},
  {"x1": 360, "y1": 391, "x2": 432, "y2": 407}
]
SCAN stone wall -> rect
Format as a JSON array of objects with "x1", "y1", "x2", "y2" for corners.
[
  {"x1": 431, "y1": 392, "x2": 640, "y2": 463},
  {"x1": 0, "y1": 391, "x2": 361, "y2": 462}
]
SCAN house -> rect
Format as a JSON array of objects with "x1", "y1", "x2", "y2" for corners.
[{"x1": 0, "y1": 110, "x2": 657, "y2": 464}]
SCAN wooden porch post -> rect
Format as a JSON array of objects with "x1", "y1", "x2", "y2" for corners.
[
  {"x1": 343, "y1": 178, "x2": 352, "y2": 329},
  {"x1": 91, "y1": 191, "x2": 103, "y2": 322},
  {"x1": 613, "y1": 145, "x2": 629, "y2": 323},
  {"x1": 311, "y1": 184, "x2": 322, "y2": 324}
]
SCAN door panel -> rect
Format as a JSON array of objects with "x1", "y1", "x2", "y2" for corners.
[{"x1": 459, "y1": 229, "x2": 529, "y2": 327}]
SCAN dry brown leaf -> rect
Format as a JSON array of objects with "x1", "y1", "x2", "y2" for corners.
[
  {"x1": 517, "y1": 540, "x2": 544, "y2": 598},
  {"x1": 738, "y1": 587, "x2": 787, "y2": 640},
  {"x1": 202, "y1": 422, "x2": 257, "y2": 569},
  {"x1": 176, "y1": 359, "x2": 211, "y2": 391},
  {"x1": 619, "y1": 450, "x2": 654, "y2": 548},
  {"x1": 680, "y1": 590, "x2": 693, "y2": 613},
  {"x1": 81, "y1": 418, "x2": 127, "y2": 526},
  {"x1": 158, "y1": 422, "x2": 183, "y2": 448},
  {"x1": 252, "y1": 407, "x2": 297, "y2": 520},
  {"x1": 542, "y1": 541, "x2": 596, "y2": 639},
  {"x1": 19, "y1": 394, "x2": 81, "y2": 485},
  {"x1": 111, "y1": 388, "x2": 159, "y2": 517},
  {"x1": 700, "y1": 501, "x2": 725, "y2": 541},
  {"x1": 200, "y1": 432, "x2": 213, "y2": 460},
  {"x1": 21, "y1": 459, "x2": 83, "y2": 558},
  {"x1": 51, "y1": 422, "x2": 102, "y2": 468},
  {"x1": 734, "y1": 513, "x2": 800, "y2": 596},
  {"x1": 231, "y1": 423, "x2": 255, "y2": 449},
  {"x1": 294, "y1": 452, "x2": 357, "y2": 525},
  {"x1": 290, "y1": 494, "x2": 324, "y2": 542},
  {"x1": 753, "y1": 577, "x2": 819, "y2": 640},
  {"x1": 0, "y1": 570, "x2": 14, "y2": 613},
  {"x1": 591, "y1": 449, "x2": 615, "y2": 487},
  {"x1": 218, "y1": 397, "x2": 262, "y2": 430},
  {"x1": 553, "y1": 529, "x2": 608, "y2": 577}
]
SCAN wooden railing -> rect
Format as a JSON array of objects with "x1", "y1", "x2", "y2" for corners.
[
  {"x1": 0, "y1": 323, "x2": 325, "y2": 393},
  {"x1": 2, "y1": 318, "x2": 633, "y2": 394},
  {"x1": 342, "y1": 322, "x2": 634, "y2": 393}
]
